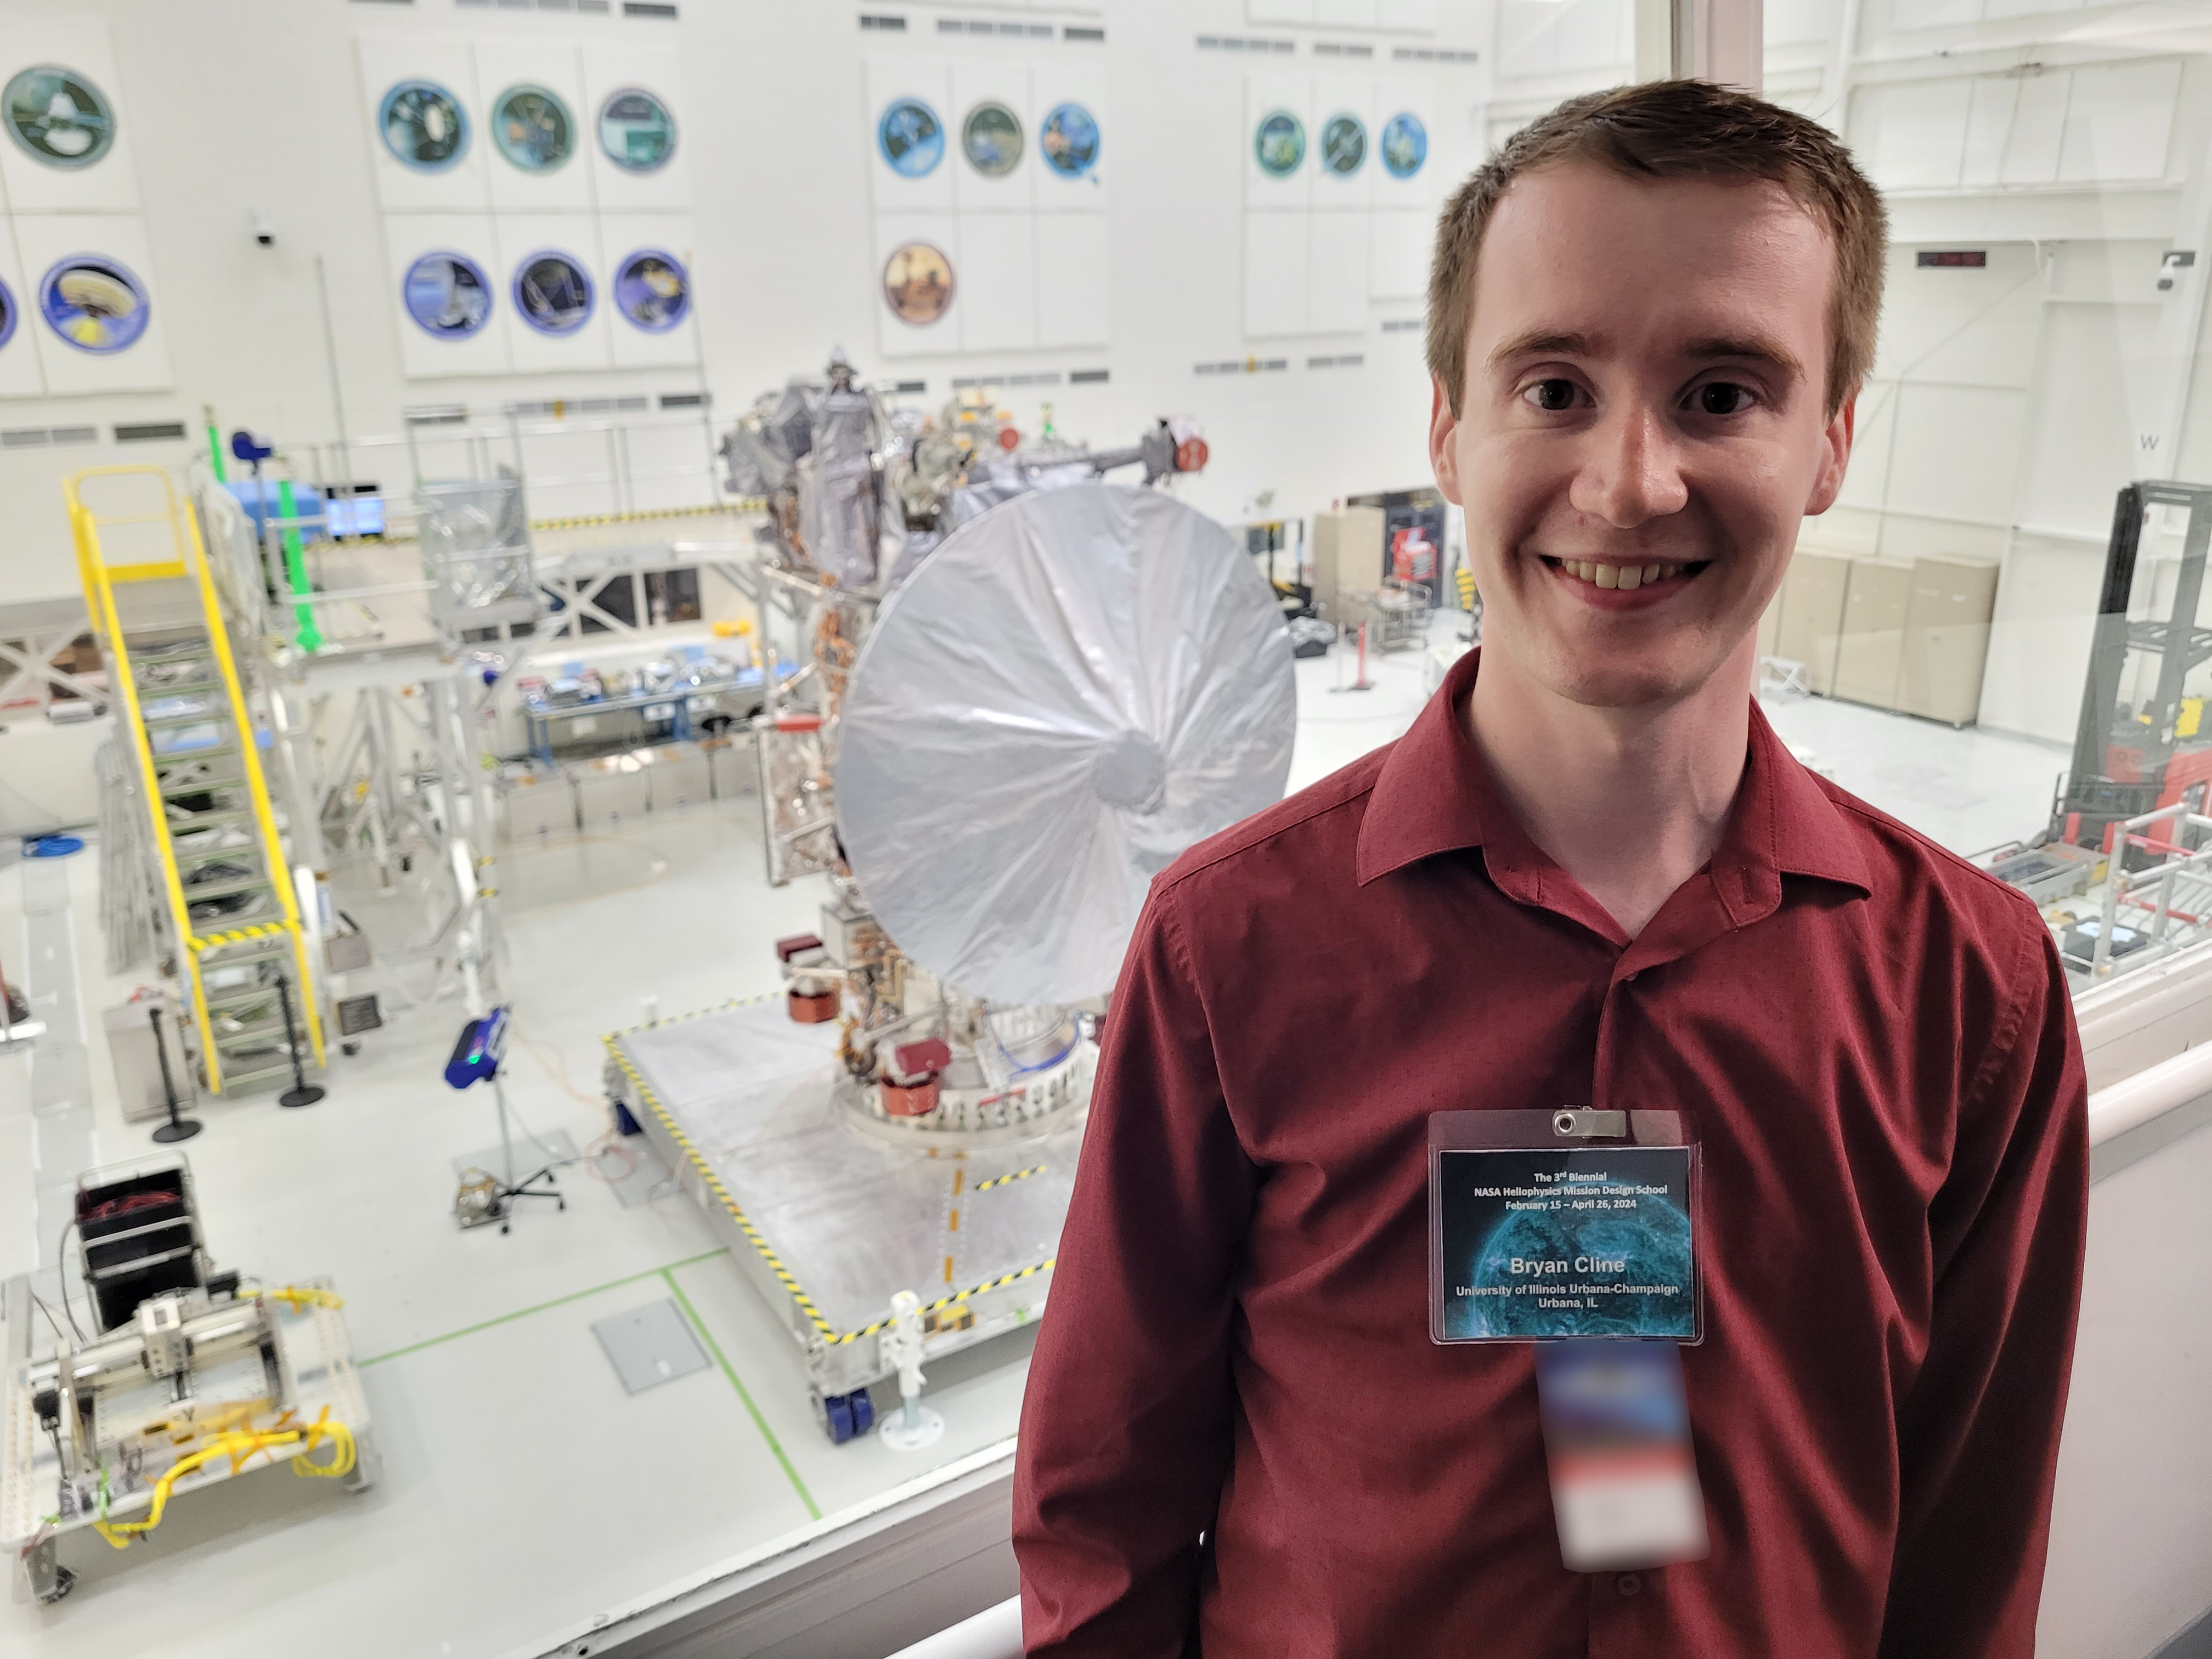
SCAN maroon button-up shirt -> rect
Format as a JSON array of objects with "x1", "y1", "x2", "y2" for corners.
[{"x1": 1013, "y1": 649, "x2": 2087, "y2": 1657}]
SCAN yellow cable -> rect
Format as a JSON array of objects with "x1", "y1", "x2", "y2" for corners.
[
  {"x1": 249, "y1": 1284, "x2": 346, "y2": 1312},
  {"x1": 91, "y1": 1409, "x2": 354, "y2": 1549}
]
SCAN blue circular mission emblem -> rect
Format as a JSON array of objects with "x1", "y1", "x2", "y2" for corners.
[
  {"x1": 878, "y1": 97, "x2": 944, "y2": 178},
  {"x1": 1254, "y1": 110, "x2": 1305, "y2": 177},
  {"x1": 1380, "y1": 111, "x2": 1427, "y2": 179},
  {"x1": 4, "y1": 66, "x2": 115, "y2": 169},
  {"x1": 1321, "y1": 112, "x2": 1366, "y2": 176},
  {"x1": 380, "y1": 79, "x2": 469, "y2": 172},
  {"x1": 1040, "y1": 102, "x2": 1098, "y2": 178},
  {"x1": 40, "y1": 256, "x2": 149, "y2": 354}
]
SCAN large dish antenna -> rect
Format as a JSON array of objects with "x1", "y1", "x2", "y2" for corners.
[{"x1": 834, "y1": 483, "x2": 1295, "y2": 1006}]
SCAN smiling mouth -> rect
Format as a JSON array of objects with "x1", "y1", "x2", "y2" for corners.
[{"x1": 1541, "y1": 556, "x2": 1708, "y2": 593}]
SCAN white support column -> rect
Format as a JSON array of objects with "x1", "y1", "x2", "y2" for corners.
[
  {"x1": 2146, "y1": 120, "x2": 2212, "y2": 481},
  {"x1": 1637, "y1": 0, "x2": 1764, "y2": 94},
  {"x1": 1634, "y1": 0, "x2": 1674, "y2": 83}
]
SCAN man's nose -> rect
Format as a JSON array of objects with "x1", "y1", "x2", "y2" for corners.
[{"x1": 1567, "y1": 405, "x2": 1690, "y2": 528}]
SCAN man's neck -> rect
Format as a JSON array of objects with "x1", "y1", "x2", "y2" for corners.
[{"x1": 1465, "y1": 639, "x2": 1754, "y2": 941}]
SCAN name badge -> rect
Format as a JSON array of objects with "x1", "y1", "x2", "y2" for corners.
[{"x1": 1428, "y1": 1109, "x2": 1702, "y2": 1345}]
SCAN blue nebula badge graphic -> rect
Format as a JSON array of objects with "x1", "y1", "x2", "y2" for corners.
[{"x1": 1438, "y1": 1146, "x2": 1696, "y2": 1340}]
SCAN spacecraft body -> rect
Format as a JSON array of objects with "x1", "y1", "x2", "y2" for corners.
[
  {"x1": 724, "y1": 357, "x2": 1284, "y2": 1145},
  {"x1": 599, "y1": 360, "x2": 1290, "y2": 1436}
]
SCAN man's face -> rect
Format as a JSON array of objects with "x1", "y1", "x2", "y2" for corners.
[{"x1": 1430, "y1": 162, "x2": 1855, "y2": 709}]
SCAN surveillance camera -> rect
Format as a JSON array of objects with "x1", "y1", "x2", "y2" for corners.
[{"x1": 252, "y1": 210, "x2": 274, "y2": 248}]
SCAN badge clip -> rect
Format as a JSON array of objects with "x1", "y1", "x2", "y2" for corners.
[{"x1": 1550, "y1": 1107, "x2": 1628, "y2": 1139}]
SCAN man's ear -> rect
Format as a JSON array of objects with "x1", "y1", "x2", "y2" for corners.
[
  {"x1": 1430, "y1": 377, "x2": 1463, "y2": 506},
  {"x1": 1804, "y1": 388, "x2": 1857, "y2": 517}
]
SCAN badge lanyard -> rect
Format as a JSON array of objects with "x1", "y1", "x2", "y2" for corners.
[{"x1": 1429, "y1": 1107, "x2": 1709, "y2": 1571}]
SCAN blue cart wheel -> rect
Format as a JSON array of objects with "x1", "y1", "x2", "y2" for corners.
[{"x1": 812, "y1": 1387, "x2": 876, "y2": 1444}]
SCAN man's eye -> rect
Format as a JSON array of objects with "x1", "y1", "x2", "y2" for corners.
[
  {"x1": 1696, "y1": 382, "x2": 1757, "y2": 415},
  {"x1": 1522, "y1": 379, "x2": 1579, "y2": 413}
]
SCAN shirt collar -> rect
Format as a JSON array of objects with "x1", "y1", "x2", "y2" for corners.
[{"x1": 1354, "y1": 647, "x2": 1872, "y2": 909}]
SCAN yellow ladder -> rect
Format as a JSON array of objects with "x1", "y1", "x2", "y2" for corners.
[{"x1": 69, "y1": 466, "x2": 324, "y2": 1094}]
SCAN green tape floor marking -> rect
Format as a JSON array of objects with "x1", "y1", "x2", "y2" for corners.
[
  {"x1": 661, "y1": 1266, "x2": 821, "y2": 1520},
  {"x1": 358, "y1": 1247, "x2": 730, "y2": 1368}
]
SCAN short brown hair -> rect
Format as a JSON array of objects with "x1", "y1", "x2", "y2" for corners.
[{"x1": 1426, "y1": 80, "x2": 1887, "y2": 419}]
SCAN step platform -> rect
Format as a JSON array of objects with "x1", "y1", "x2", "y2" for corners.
[{"x1": 603, "y1": 996, "x2": 1084, "y2": 1431}]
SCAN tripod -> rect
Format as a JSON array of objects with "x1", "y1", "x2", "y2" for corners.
[{"x1": 465, "y1": 1069, "x2": 563, "y2": 1235}]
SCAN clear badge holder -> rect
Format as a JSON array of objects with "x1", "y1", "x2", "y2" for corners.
[{"x1": 1428, "y1": 1107, "x2": 1703, "y2": 1346}]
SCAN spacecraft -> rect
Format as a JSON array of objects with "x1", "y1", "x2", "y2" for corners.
[{"x1": 612, "y1": 358, "x2": 1289, "y2": 1437}]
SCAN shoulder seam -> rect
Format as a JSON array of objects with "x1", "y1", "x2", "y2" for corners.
[
  {"x1": 1154, "y1": 769, "x2": 1381, "y2": 898},
  {"x1": 1824, "y1": 788, "x2": 2042, "y2": 921},
  {"x1": 1951, "y1": 909, "x2": 2045, "y2": 1176}
]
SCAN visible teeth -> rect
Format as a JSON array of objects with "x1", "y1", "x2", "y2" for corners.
[{"x1": 1559, "y1": 558, "x2": 1691, "y2": 586}]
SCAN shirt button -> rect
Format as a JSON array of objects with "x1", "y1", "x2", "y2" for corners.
[
  {"x1": 1624, "y1": 972, "x2": 1638, "y2": 983},
  {"x1": 1615, "y1": 1573, "x2": 1643, "y2": 1598}
]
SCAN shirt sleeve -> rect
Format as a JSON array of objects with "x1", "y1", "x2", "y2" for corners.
[
  {"x1": 1013, "y1": 882, "x2": 1260, "y2": 1657},
  {"x1": 1878, "y1": 924, "x2": 2089, "y2": 1657}
]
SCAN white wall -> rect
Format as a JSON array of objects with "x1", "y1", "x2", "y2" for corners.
[
  {"x1": 0, "y1": 0, "x2": 1493, "y2": 607},
  {"x1": 9, "y1": 0, "x2": 2210, "y2": 759},
  {"x1": 1808, "y1": 25, "x2": 2212, "y2": 747},
  {"x1": 1482, "y1": 1, "x2": 2212, "y2": 752},
  {"x1": 2041, "y1": 1105, "x2": 2212, "y2": 1658}
]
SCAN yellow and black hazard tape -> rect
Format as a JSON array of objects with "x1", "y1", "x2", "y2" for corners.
[
  {"x1": 531, "y1": 501, "x2": 765, "y2": 533},
  {"x1": 604, "y1": 1003, "x2": 1060, "y2": 1348},
  {"x1": 370, "y1": 501, "x2": 770, "y2": 550},
  {"x1": 188, "y1": 922, "x2": 287, "y2": 953},
  {"x1": 893, "y1": 1260, "x2": 1056, "y2": 1344},
  {"x1": 601, "y1": 1032, "x2": 842, "y2": 1344},
  {"x1": 605, "y1": 988, "x2": 777, "y2": 1041}
]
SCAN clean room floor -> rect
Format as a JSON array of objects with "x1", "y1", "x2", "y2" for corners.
[{"x1": 0, "y1": 614, "x2": 2063, "y2": 1657}]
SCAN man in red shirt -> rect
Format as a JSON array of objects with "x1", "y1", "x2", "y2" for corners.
[{"x1": 1013, "y1": 81, "x2": 2088, "y2": 1657}]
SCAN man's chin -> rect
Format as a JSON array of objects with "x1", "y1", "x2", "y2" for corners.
[{"x1": 1527, "y1": 645, "x2": 1731, "y2": 712}]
